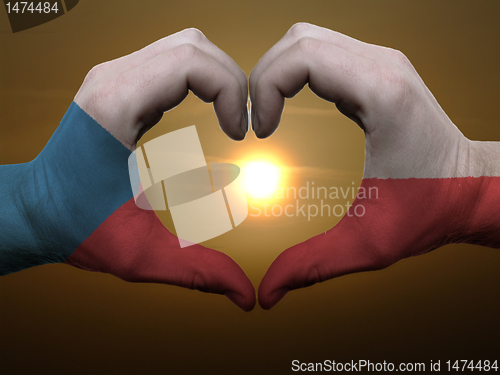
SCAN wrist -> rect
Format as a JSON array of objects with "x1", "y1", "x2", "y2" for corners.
[
  {"x1": 0, "y1": 162, "x2": 64, "y2": 275},
  {"x1": 459, "y1": 139, "x2": 500, "y2": 248},
  {"x1": 1, "y1": 102, "x2": 133, "y2": 275},
  {"x1": 469, "y1": 140, "x2": 500, "y2": 177}
]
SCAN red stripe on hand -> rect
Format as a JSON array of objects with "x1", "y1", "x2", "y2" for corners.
[
  {"x1": 65, "y1": 198, "x2": 256, "y2": 311},
  {"x1": 259, "y1": 177, "x2": 500, "y2": 309}
]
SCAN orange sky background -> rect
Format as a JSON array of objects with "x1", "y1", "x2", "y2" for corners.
[{"x1": 1, "y1": 1, "x2": 499, "y2": 373}]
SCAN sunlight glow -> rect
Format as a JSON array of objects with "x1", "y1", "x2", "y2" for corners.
[{"x1": 242, "y1": 161, "x2": 280, "y2": 198}]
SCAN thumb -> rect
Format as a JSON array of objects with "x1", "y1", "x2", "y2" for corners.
[
  {"x1": 137, "y1": 237, "x2": 257, "y2": 312},
  {"x1": 65, "y1": 198, "x2": 256, "y2": 312},
  {"x1": 258, "y1": 204, "x2": 383, "y2": 310}
]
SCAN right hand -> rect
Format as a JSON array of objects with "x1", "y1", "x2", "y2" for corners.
[{"x1": 250, "y1": 23, "x2": 500, "y2": 310}]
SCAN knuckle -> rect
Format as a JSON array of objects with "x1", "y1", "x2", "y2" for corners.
[
  {"x1": 80, "y1": 76, "x2": 127, "y2": 120},
  {"x1": 296, "y1": 36, "x2": 321, "y2": 55},
  {"x1": 172, "y1": 43, "x2": 198, "y2": 62},
  {"x1": 387, "y1": 48, "x2": 412, "y2": 68},
  {"x1": 83, "y1": 62, "x2": 111, "y2": 84},
  {"x1": 385, "y1": 69, "x2": 410, "y2": 96},
  {"x1": 76, "y1": 62, "x2": 121, "y2": 116},
  {"x1": 89, "y1": 81, "x2": 120, "y2": 113},
  {"x1": 287, "y1": 22, "x2": 313, "y2": 38},
  {"x1": 370, "y1": 64, "x2": 411, "y2": 106},
  {"x1": 180, "y1": 27, "x2": 206, "y2": 43}
]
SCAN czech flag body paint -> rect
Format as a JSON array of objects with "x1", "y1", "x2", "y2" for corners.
[{"x1": 0, "y1": 103, "x2": 255, "y2": 311}]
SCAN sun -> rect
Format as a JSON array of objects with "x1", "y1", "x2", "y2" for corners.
[{"x1": 242, "y1": 161, "x2": 280, "y2": 198}]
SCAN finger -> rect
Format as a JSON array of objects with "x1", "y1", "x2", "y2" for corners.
[
  {"x1": 123, "y1": 44, "x2": 248, "y2": 140},
  {"x1": 135, "y1": 225, "x2": 257, "y2": 312},
  {"x1": 258, "y1": 175, "x2": 471, "y2": 309},
  {"x1": 250, "y1": 23, "x2": 381, "y2": 100},
  {"x1": 118, "y1": 28, "x2": 248, "y2": 105},
  {"x1": 65, "y1": 199, "x2": 256, "y2": 312},
  {"x1": 258, "y1": 211, "x2": 381, "y2": 309},
  {"x1": 250, "y1": 37, "x2": 373, "y2": 138}
]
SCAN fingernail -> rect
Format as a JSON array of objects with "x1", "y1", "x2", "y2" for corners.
[
  {"x1": 240, "y1": 108, "x2": 249, "y2": 136},
  {"x1": 225, "y1": 290, "x2": 254, "y2": 312},
  {"x1": 251, "y1": 107, "x2": 259, "y2": 133}
]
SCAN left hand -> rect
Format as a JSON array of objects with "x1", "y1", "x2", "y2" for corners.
[{"x1": 68, "y1": 28, "x2": 254, "y2": 311}]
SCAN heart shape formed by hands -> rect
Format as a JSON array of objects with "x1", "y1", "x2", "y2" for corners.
[
  {"x1": 72, "y1": 23, "x2": 500, "y2": 311},
  {"x1": 6, "y1": 24, "x2": 496, "y2": 312}
]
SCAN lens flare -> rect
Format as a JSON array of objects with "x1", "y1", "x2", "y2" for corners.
[{"x1": 242, "y1": 161, "x2": 280, "y2": 198}]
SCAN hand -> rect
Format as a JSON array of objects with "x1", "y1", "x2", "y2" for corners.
[
  {"x1": 251, "y1": 23, "x2": 500, "y2": 309},
  {"x1": 75, "y1": 27, "x2": 249, "y2": 149},
  {"x1": 0, "y1": 29, "x2": 255, "y2": 311},
  {"x1": 71, "y1": 28, "x2": 255, "y2": 311}
]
